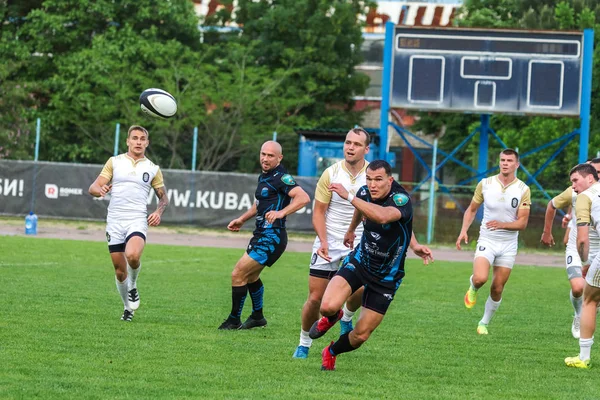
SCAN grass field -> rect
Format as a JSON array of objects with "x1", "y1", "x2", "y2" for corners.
[{"x1": 1, "y1": 236, "x2": 598, "y2": 399}]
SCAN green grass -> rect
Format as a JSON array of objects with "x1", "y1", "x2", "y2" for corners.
[{"x1": 0, "y1": 236, "x2": 598, "y2": 399}]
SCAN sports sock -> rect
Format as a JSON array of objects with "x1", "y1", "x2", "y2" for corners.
[
  {"x1": 115, "y1": 276, "x2": 131, "y2": 310},
  {"x1": 470, "y1": 275, "x2": 478, "y2": 291},
  {"x1": 330, "y1": 333, "x2": 357, "y2": 356},
  {"x1": 128, "y1": 263, "x2": 141, "y2": 289},
  {"x1": 326, "y1": 311, "x2": 341, "y2": 323},
  {"x1": 570, "y1": 290, "x2": 583, "y2": 317},
  {"x1": 480, "y1": 296, "x2": 502, "y2": 325},
  {"x1": 229, "y1": 285, "x2": 247, "y2": 321},
  {"x1": 299, "y1": 329, "x2": 312, "y2": 348},
  {"x1": 247, "y1": 279, "x2": 264, "y2": 319},
  {"x1": 341, "y1": 303, "x2": 355, "y2": 322},
  {"x1": 579, "y1": 337, "x2": 594, "y2": 361}
]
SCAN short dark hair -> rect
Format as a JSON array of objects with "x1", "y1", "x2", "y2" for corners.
[
  {"x1": 128, "y1": 125, "x2": 149, "y2": 138},
  {"x1": 349, "y1": 127, "x2": 370, "y2": 146},
  {"x1": 590, "y1": 157, "x2": 600, "y2": 164},
  {"x1": 367, "y1": 160, "x2": 392, "y2": 176},
  {"x1": 570, "y1": 163, "x2": 599, "y2": 181},
  {"x1": 500, "y1": 148, "x2": 519, "y2": 161}
]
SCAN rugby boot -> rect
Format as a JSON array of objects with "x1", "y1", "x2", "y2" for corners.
[{"x1": 309, "y1": 310, "x2": 343, "y2": 339}]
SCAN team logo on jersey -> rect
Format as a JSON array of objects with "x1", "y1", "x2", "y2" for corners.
[
  {"x1": 311, "y1": 253, "x2": 317, "y2": 265},
  {"x1": 143, "y1": 172, "x2": 150, "y2": 183},
  {"x1": 382, "y1": 223, "x2": 390, "y2": 230},
  {"x1": 511, "y1": 198, "x2": 518, "y2": 208},
  {"x1": 567, "y1": 255, "x2": 573, "y2": 265},
  {"x1": 479, "y1": 246, "x2": 486, "y2": 251},
  {"x1": 281, "y1": 174, "x2": 296, "y2": 185},
  {"x1": 106, "y1": 232, "x2": 111, "y2": 242},
  {"x1": 261, "y1": 187, "x2": 269, "y2": 198},
  {"x1": 360, "y1": 189, "x2": 367, "y2": 196},
  {"x1": 393, "y1": 193, "x2": 409, "y2": 206},
  {"x1": 371, "y1": 232, "x2": 381, "y2": 241}
]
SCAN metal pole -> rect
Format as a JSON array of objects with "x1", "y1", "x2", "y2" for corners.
[
  {"x1": 273, "y1": 131, "x2": 278, "y2": 142},
  {"x1": 192, "y1": 126, "x2": 198, "y2": 171},
  {"x1": 579, "y1": 29, "x2": 594, "y2": 163},
  {"x1": 427, "y1": 139, "x2": 438, "y2": 244},
  {"x1": 34, "y1": 118, "x2": 41, "y2": 161},
  {"x1": 113, "y1": 123, "x2": 121, "y2": 156},
  {"x1": 379, "y1": 20, "x2": 395, "y2": 160}
]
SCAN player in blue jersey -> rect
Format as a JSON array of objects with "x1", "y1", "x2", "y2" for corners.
[
  {"x1": 308, "y1": 160, "x2": 433, "y2": 370},
  {"x1": 218, "y1": 141, "x2": 310, "y2": 330}
]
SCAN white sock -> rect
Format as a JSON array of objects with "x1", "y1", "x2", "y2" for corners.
[
  {"x1": 480, "y1": 296, "x2": 502, "y2": 325},
  {"x1": 299, "y1": 329, "x2": 312, "y2": 348},
  {"x1": 579, "y1": 337, "x2": 594, "y2": 361},
  {"x1": 115, "y1": 276, "x2": 131, "y2": 310},
  {"x1": 470, "y1": 275, "x2": 478, "y2": 291},
  {"x1": 570, "y1": 290, "x2": 583, "y2": 317},
  {"x1": 341, "y1": 303, "x2": 355, "y2": 322},
  {"x1": 128, "y1": 263, "x2": 141, "y2": 289}
]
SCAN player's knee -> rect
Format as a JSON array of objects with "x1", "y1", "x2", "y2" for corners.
[
  {"x1": 490, "y1": 282, "x2": 505, "y2": 296},
  {"x1": 472, "y1": 275, "x2": 487, "y2": 287},
  {"x1": 125, "y1": 254, "x2": 141, "y2": 268},
  {"x1": 231, "y1": 267, "x2": 246, "y2": 285},
  {"x1": 319, "y1": 300, "x2": 340, "y2": 316}
]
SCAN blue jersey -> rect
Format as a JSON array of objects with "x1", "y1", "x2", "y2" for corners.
[
  {"x1": 352, "y1": 180, "x2": 413, "y2": 289},
  {"x1": 254, "y1": 164, "x2": 299, "y2": 230}
]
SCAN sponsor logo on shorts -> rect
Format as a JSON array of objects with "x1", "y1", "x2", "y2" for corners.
[
  {"x1": 281, "y1": 174, "x2": 296, "y2": 185},
  {"x1": 567, "y1": 255, "x2": 573, "y2": 265},
  {"x1": 511, "y1": 198, "x2": 518, "y2": 208},
  {"x1": 143, "y1": 172, "x2": 150, "y2": 183},
  {"x1": 383, "y1": 293, "x2": 393, "y2": 301},
  {"x1": 479, "y1": 246, "x2": 486, "y2": 251},
  {"x1": 106, "y1": 232, "x2": 111, "y2": 242},
  {"x1": 311, "y1": 253, "x2": 317, "y2": 265},
  {"x1": 344, "y1": 263, "x2": 356, "y2": 271}
]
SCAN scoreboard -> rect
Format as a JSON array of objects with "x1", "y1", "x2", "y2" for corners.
[{"x1": 391, "y1": 27, "x2": 584, "y2": 116}]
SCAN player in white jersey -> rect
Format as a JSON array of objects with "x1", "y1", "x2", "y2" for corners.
[
  {"x1": 292, "y1": 128, "x2": 371, "y2": 359},
  {"x1": 88, "y1": 125, "x2": 169, "y2": 322},
  {"x1": 541, "y1": 159, "x2": 600, "y2": 338},
  {"x1": 456, "y1": 149, "x2": 531, "y2": 335},
  {"x1": 565, "y1": 163, "x2": 600, "y2": 368}
]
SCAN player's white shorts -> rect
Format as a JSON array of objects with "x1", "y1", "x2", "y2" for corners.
[
  {"x1": 309, "y1": 237, "x2": 359, "y2": 272},
  {"x1": 585, "y1": 254, "x2": 600, "y2": 288},
  {"x1": 565, "y1": 241, "x2": 599, "y2": 280},
  {"x1": 106, "y1": 218, "x2": 148, "y2": 253},
  {"x1": 474, "y1": 238, "x2": 518, "y2": 269}
]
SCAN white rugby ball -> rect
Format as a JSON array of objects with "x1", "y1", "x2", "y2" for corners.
[{"x1": 139, "y1": 88, "x2": 177, "y2": 118}]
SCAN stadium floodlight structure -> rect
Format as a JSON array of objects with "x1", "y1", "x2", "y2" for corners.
[{"x1": 377, "y1": 21, "x2": 594, "y2": 242}]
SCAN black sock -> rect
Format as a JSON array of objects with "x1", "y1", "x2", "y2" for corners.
[
  {"x1": 247, "y1": 279, "x2": 264, "y2": 319},
  {"x1": 229, "y1": 285, "x2": 247, "y2": 321},
  {"x1": 330, "y1": 333, "x2": 356, "y2": 356},
  {"x1": 326, "y1": 310, "x2": 341, "y2": 323}
]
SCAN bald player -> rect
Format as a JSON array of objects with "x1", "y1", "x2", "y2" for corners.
[
  {"x1": 89, "y1": 125, "x2": 169, "y2": 322},
  {"x1": 456, "y1": 149, "x2": 531, "y2": 335},
  {"x1": 218, "y1": 141, "x2": 310, "y2": 330}
]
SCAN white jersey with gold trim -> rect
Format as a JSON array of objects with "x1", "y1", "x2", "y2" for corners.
[
  {"x1": 575, "y1": 182, "x2": 600, "y2": 231},
  {"x1": 100, "y1": 153, "x2": 164, "y2": 221},
  {"x1": 473, "y1": 175, "x2": 531, "y2": 242},
  {"x1": 552, "y1": 186, "x2": 600, "y2": 253},
  {"x1": 314, "y1": 160, "x2": 368, "y2": 241}
]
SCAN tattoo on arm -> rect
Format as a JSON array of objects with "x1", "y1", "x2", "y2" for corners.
[{"x1": 155, "y1": 186, "x2": 169, "y2": 214}]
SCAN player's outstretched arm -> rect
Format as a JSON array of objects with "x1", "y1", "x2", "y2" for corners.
[
  {"x1": 541, "y1": 200, "x2": 557, "y2": 246},
  {"x1": 456, "y1": 200, "x2": 480, "y2": 250},
  {"x1": 228, "y1": 202, "x2": 258, "y2": 231},
  {"x1": 410, "y1": 233, "x2": 434, "y2": 265},
  {"x1": 148, "y1": 186, "x2": 169, "y2": 226},
  {"x1": 264, "y1": 186, "x2": 310, "y2": 224},
  {"x1": 89, "y1": 176, "x2": 112, "y2": 198}
]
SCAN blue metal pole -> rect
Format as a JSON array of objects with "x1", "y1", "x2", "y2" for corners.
[
  {"x1": 192, "y1": 126, "x2": 198, "y2": 171},
  {"x1": 579, "y1": 29, "x2": 594, "y2": 163},
  {"x1": 379, "y1": 20, "x2": 395, "y2": 160},
  {"x1": 427, "y1": 139, "x2": 438, "y2": 244},
  {"x1": 479, "y1": 115, "x2": 489, "y2": 175},
  {"x1": 34, "y1": 118, "x2": 41, "y2": 161},
  {"x1": 273, "y1": 131, "x2": 278, "y2": 142},
  {"x1": 113, "y1": 123, "x2": 120, "y2": 156}
]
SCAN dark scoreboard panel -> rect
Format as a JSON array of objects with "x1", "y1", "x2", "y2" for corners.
[{"x1": 391, "y1": 27, "x2": 584, "y2": 116}]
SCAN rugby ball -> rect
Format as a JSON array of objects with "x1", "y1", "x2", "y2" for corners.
[{"x1": 139, "y1": 88, "x2": 177, "y2": 119}]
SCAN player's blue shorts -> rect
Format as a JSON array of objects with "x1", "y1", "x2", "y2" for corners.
[{"x1": 246, "y1": 228, "x2": 288, "y2": 267}]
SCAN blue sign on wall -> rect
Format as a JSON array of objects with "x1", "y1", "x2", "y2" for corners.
[{"x1": 391, "y1": 27, "x2": 584, "y2": 116}]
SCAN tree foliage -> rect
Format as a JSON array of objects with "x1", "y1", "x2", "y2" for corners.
[
  {"x1": 410, "y1": 0, "x2": 600, "y2": 190},
  {"x1": 0, "y1": 0, "x2": 369, "y2": 174}
]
